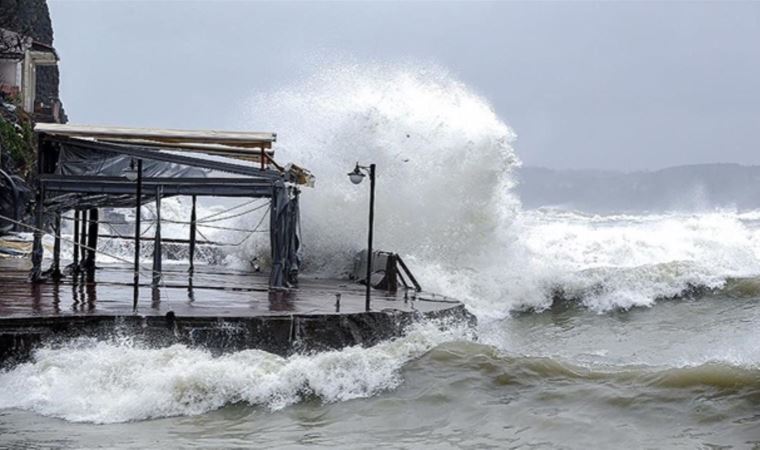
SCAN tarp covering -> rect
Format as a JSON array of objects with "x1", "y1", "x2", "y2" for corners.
[
  {"x1": 269, "y1": 182, "x2": 301, "y2": 288},
  {"x1": 56, "y1": 144, "x2": 206, "y2": 178},
  {"x1": 42, "y1": 141, "x2": 209, "y2": 212}
]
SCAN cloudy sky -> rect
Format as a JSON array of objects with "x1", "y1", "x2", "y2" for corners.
[{"x1": 49, "y1": 1, "x2": 760, "y2": 171}]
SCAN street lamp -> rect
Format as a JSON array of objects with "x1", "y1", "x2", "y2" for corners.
[{"x1": 348, "y1": 162, "x2": 376, "y2": 312}]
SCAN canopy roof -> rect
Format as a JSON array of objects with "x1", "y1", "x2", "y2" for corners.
[
  {"x1": 33, "y1": 123, "x2": 313, "y2": 212},
  {"x1": 35, "y1": 123, "x2": 277, "y2": 164}
]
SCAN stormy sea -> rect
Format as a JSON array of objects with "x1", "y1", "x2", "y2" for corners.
[{"x1": 1, "y1": 65, "x2": 758, "y2": 448}]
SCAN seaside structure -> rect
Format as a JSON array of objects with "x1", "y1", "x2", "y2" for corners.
[
  {"x1": 30, "y1": 123, "x2": 308, "y2": 290},
  {"x1": 0, "y1": 122, "x2": 473, "y2": 363}
]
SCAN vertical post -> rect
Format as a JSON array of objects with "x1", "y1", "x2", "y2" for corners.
[
  {"x1": 133, "y1": 159, "x2": 142, "y2": 309},
  {"x1": 79, "y1": 209, "x2": 88, "y2": 265},
  {"x1": 85, "y1": 208, "x2": 99, "y2": 278},
  {"x1": 72, "y1": 209, "x2": 80, "y2": 270},
  {"x1": 30, "y1": 186, "x2": 44, "y2": 282},
  {"x1": 188, "y1": 195, "x2": 197, "y2": 274},
  {"x1": 365, "y1": 163, "x2": 376, "y2": 312},
  {"x1": 51, "y1": 212, "x2": 62, "y2": 280},
  {"x1": 269, "y1": 186, "x2": 277, "y2": 287},
  {"x1": 152, "y1": 186, "x2": 162, "y2": 287},
  {"x1": 31, "y1": 139, "x2": 45, "y2": 283},
  {"x1": 385, "y1": 253, "x2": 398, "y2": 294},
  {"x1": 31, "y1": 138, "x2": 45, "y2": 283}
]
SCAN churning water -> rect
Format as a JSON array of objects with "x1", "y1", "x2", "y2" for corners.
[{"x1": 1, "y1": 64, "x2": 759, "y2": 448}]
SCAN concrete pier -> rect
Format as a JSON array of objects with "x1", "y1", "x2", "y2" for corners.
[{"x1": 0, "y1": 259, "x2": 474, "y2": 365}]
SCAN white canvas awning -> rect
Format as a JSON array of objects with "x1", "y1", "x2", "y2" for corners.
[{"x1": 34, "y1": 123, "x2": 277, "y2": 148}]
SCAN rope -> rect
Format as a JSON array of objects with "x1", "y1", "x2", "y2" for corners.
[
  {"x1": 0, "y1": 213, "x2": 165, "y2": 281},
  {"x1": 174, "y1": 201, "x2": 270, "y2": 224},
  {"x1": 197, "y1": 198, "x2": 262, "y2": 222},
  {"x1": 195, "y1": 227, "x2": 213, "y2": 245},
  {"x1": 54, "y1": 198, "x2": 272, "y2": 236},
  {"x1": 227, "y1": 209, "x2": 270, "y2": 246},
  {"x1": 197, "y1": 223, "x2": 268, "y2": 233},
  {"x1": 59, "y1": 200, "x2": 268, "y2": 226}
]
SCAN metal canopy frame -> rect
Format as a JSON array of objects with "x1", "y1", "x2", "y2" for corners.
[
  {"x1": 30, "y1": 125, "x2": 305, "y2": 295},
  {"x1": 41, "y1": 175, "x2": 275, "y2": 198}
]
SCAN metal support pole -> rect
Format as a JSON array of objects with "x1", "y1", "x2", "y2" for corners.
[
  {"x1": 152, "y1": 186, "x2": 162, "y2": 287},
  {"x1": 133, "y1": 159, "x2": 142, "y2": 309},
  {"x1": 269, "y1": 186, "x2": 277, "y2": 288},
  {"x1": 51, "y1": 212, "x2": 62, "y2": 280},
  {"x1": 30, "y1": 186, "x2": 44, "y2": 282},
  {"x1": 79, "y1": 209, "x2": 88, "y2": 266},
  {"x1": 85, "y1": 208, "x2": 99, "y2": 278},
  {"x1": 365, "y1": 163, "x2": 376, "y2": 312},
  {"x1": 30, "y1": 137, "x2": 45, "y2": 283},
  {"x1": 188, "y1": 195, "x2": 197, "y2": 274},
  {"x1": 72, "y1": 209, "x2": 80, "y2": 270}
]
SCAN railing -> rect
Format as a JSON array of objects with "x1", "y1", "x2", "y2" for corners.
[{"x1": 368, "y1": 251, "x2": 422, "y2": 294}]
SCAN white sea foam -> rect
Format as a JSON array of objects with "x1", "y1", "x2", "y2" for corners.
[{"x1": 0, "y1": 321, "x2": 473, "y2": 423}]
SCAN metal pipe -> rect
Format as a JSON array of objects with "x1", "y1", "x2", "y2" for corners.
[
  {"x1": 133, "y1": 159, "x2": 142, "y2": 309},
  {"x1": 79, "y1": 209, "x2": 87, "y2": 265},
  {"x1": 85, "y1": 208, "x2": 99, "y2": 278},
  {"x1": 72, "y1": 209, "x2": 80, "y2": 270},
  {"x1": 30, "y1": 187, "x2": 44, "y2": 282},
  {"x1": 51, "y1": 213, "x2": 62, "y2": 280},
  {"x1": 30, "y1": 137, "x2": 45, "y2": 282},
  {"x1": 188, "y1": 195, "x2": 197, "y2": 274},
  {"x1": 152, "y1": 186, "x2": 162, "y2": 287}
]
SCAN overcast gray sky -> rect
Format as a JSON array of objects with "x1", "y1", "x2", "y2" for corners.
[{"x1": 49, "y1": 1, "x2": 760, "y2": 171}]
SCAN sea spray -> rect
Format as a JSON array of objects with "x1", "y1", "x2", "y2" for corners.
[
  {"x1": 236, "y1": 63, "x2": 520, "y2": 275},
  {"x1": 237, "y1": 63, "x2": 760, "y2": 315},
  {"x1": 66, "y1": 62, "x2": 760, "y2": 314}
]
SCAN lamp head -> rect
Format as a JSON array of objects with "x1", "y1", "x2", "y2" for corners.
[
  {"x1": 123, "y1": 159, "x2": 138, "y2": 181},
  {"x1": 348, "y1": 163, "x2": 365, "y2": 185}
]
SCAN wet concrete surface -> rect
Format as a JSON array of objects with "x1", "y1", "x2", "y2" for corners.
[
  {"x1": 0, "y1": 258, "x2": 473, "y2": 362},
  {"x1": 0, "y1": 259, "x2": 459, "y2": 318}
]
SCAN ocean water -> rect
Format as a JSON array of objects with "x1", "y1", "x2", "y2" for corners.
[{"x1": 1, "y1": 64, "x2": 759, "y2": 448}]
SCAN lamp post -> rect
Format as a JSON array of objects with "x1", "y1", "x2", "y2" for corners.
[{"x1": 348, "y1": 162, "x2": 376, "y2": 312}]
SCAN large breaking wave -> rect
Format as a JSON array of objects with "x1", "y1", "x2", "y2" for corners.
[{"x1": 228, "y1": 63, "x2": 760, "y2": 316}]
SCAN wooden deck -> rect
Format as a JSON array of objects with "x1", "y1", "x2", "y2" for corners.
[
  {"x1": 0, "y1": 258, "x2": 473, "y2": 362},
  {"x1": 0, "y1": 259, "x2": 458, "y2": 318}
]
